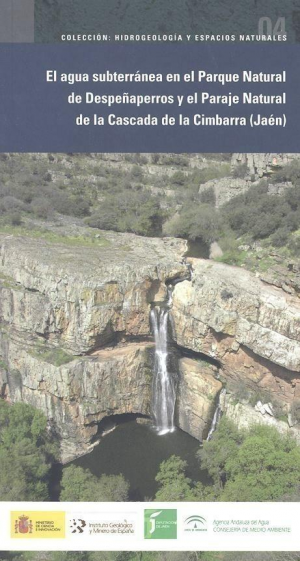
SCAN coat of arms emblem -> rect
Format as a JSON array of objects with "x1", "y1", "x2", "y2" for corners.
[{"x1": 15, "y1": 515, "x2": 33, "y2": 534}]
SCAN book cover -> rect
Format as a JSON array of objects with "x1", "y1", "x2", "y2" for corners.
[{"x1": 0, "y1": 1, "x2": 299, "y2": 560}]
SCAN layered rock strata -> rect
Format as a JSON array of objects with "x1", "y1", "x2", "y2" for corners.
[
  {"x1": 0, "y1": 232, "x2": 187, "y2": 354},
  {"x1": 231, "y1": 153, "x2": 300, "y2": 179},
  {"x1": 1, "y1": 231, "x2": 300, "y2": 459},
  {"x1": 177, "y1": 357, "x2": 222, "y2": 441},
  {"x1": 171, "y1": 259, "x2": 300, "y2": 409},
  {"x1": 0, "y1": 232, "x2": 187, "y2": 460}
]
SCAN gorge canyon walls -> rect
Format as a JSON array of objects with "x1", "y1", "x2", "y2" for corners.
[{"x1": 1, "y1": 230, "x2": 300, "y2": 460}]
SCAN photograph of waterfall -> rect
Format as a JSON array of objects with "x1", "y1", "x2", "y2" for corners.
[
  {"x1": 0, "y1": 151, "x2": 300, "y2": 560},
  {"x1": 151, "y1": 303, "x2": 176, "y2": 435}
]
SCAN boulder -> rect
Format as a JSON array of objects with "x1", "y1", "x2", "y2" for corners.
[{"x1": 224, "y1": 395, "x2": 300, "y2": 444}]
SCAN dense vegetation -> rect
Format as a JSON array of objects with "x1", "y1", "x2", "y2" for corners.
[
  {"x1": 55, "y1": 418, "x2": 300, "y2": 505},
  {"x1": 223, "y1": 178, "x2": 300, "y2": 250},
  {"x1": 154, "y1": 418, "x2": 300, "y2": 502},
  {"x1": 2, "y1": 401, "x2": 300, "y2": 504},
  {"x1": 154, "y1": 455, "x2": 204, "y2": 501},
  {"x1": 0, "y1": 154, "x2": 91, "y2": 225},
  {"x1": 86, "y1": 190, "x2": 164, "y2": 237},
  {"x1": 0, "y1": 401, "x2": 58, "y2": 500},
  {"x1": 0, "y1": 153, "x2": 228, "y2": 238},
  {"x1": 1, "y1": 153, "x2": 299, "y2": 266},
  {"x1": 0, "y1": 401, "x2": 130, "y2": 502},
  {"x1": 60, "y1": 465, "x2": 129, "y2": 501},
  {"x1": 2, "y1": 403, "x2": 300, "y2": 561},
  {"x1": 165, "y1": 164, "x2": 300, "y2": 256}
]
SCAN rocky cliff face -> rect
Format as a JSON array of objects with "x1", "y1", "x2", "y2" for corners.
[
  {"x1": 0, "y1": 231, "x2": 187, "y2": 460},
  {"x1": 231, "y1": 153, "x2": 300, "y2": 179},
  {"x1": 222, "y1": 394, "x2": 300, "y2": 445},
  {"x1": 1, "y1": 335, "x2": 154, "y2": 462},
  {"x1": 172, "y1": 259, "x2": 300, "y2": 371},
  {"x1": 177, "y1": 357, "x2": 222, "y2": 441},
  {"x1": 0, "y1": 232, "x2": 187, "y2": 354},
  {"x1": 171, "y1": 259, "x2": 300, "y2": 414},
  {"x1": 198, "y1": 153, "x2": 300, "y2": 208},
  {"x1": 1, "y1": 231, "x2": 300, "y2": 460}
]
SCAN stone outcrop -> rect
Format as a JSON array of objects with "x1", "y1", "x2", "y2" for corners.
[
  {"x1": 231, "y1": 153, "x2": 300, "y2": 179},
  {"x1": 1, "y1": 330, "x2": 154, "y2": 462},
  {"x1": 199, "y1": 177, "x2": 249, "y2": 208},
  {"x1": 171, "y1": 259, "x2": 300, "y2": 411},
  {"x1": 198, "y1": 154, "x2": 300, "y2": 209},
  {"x1": 0, "y1": 232, "x2": 187, "y2": 355},
  {"x1": 2, "y1": 228, "x2": 300, "y2": 458},
  {"x1": 0, "y1": 231, "x2": 187, "y2": 460},
  {"x1": 177, "y1": 357, "x2": 222, "y2": 441},
  {"x1": 222, "y1": 394, "x2": 300, "y2": 445}
]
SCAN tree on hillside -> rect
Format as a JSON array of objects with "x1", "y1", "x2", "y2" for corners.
[
  {"x1": 198, "y1": 417, "x2": 242, "y2": 486},
  {"x1": 199, "y1": 419, "x2": 300, "y2": 501},
  {"x1": 163, "y1": 204, "x2": 223, "y2": 244},
  {"x1": 60, "y1": 465, "x2": 129, "y2": 502},
  {"x1": 86, "y1": 191, "x2": 164, "y2": 237},
  {"x1": 155, "y1": 455, "x2": 206, "y2": 501},
  {"x1": 0, "y1": 400, "x2": 58, "y2": 501},
  {"x1": 221, "y1": 425, "x2": 300, "y2": 501}
]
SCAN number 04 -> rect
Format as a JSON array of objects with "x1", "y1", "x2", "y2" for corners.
[{"x1": 258, "y1": 17, "x2": 286, "y2": 35}]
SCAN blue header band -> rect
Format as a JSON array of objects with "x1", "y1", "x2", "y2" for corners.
[{"x1": 0, "y1": 44, "x2": 299, "y2": 152}]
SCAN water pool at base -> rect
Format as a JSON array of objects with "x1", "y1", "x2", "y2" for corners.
[{"x1": 71, "y1": 420, "x2": 208, "y2": 501}]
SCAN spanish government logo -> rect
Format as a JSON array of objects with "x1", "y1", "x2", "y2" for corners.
[
  {"x1": 14, "y1": 515, "x2": 33, "y2": 535},
  {"x1": 144, "y1": 509, "x2": 177, "y2": 539},
  {"x1": 11, "y1": 512, "x2": 65, "y2": 539}
]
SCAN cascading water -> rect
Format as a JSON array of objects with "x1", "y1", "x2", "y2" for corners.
[
  {"x1": 151, "y1": 297, "x2": 176, "y2": 435},
  {"x1": 206, "y1": 388, "x2": 226, "y2": 441},
  {"x1": 167, "y1": 285, "x2": 173, "y2": 306}
]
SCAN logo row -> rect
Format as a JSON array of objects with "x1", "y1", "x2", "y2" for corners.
[{"x1": 11, "y1": 510, "x2": 208, "y2": 540}]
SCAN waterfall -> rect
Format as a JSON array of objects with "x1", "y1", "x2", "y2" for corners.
[
  {"x1": 167, "y1": 285, "x2": 173, "y2": 306},
  {"x1": 206, "y1": 389, "x2": 226, "y2": 441},
  {"x1": 151, "y1": 305, "x2": 176, "y2": 435}
]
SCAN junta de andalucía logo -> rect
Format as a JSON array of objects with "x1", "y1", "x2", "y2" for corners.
[{"x1": 184, "y1": 515, "x2": 208, "y2": 532}]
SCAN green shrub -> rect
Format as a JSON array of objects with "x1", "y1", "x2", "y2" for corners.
[
  {"x1": 30, "y1": 345, "x2": 74, "y2": 367},
  {"x1": 170, "y1": 171, "x2": 187, "y2": 185},
  {"x1": 271, "y1": 226, "x2": 290, "y2": 247},
  {"x1": 288, "y1": 235, "x2": 300, "y2": 256},
  {"x1": 130, "y1": 165, "x2": 144, "y2": 180},
  {"x1": 7, "y1": 212, "x2": 22, "y2": 226},
  {"x1": 151, "y1": 154, "x2": 160, "y2": 164},
  {"x1": 60, "y1": 466, "x2": 129, "y2": 501},
  {"x1": 222, "y1": 181, "x2": 300, "y2": 243},
  {"x1": 199, "y1": 417, "x2": 300, "y2": 501},
  {"x1": 0, "y1": 401, "x2": 58, "y2": 500},
  {"x1": 163, "y1": 154, "x2": 190, "y2": 167},
  {"x1": 31, "y1": 197, "x2": 53, "y2": 219},
  {"x1": 199, "y1": 187, "x2": 216, "y2": 206},
  {"x1": 291, "y1": 400, "x2": 300, "y2": 424},
  {"x1": 86, "y1": 191, "x2": 164, "y2": 237},
  {"x1": 271, "y1": 160, "x2": 300, "y2": 184},
  {"x1": 163, "y1": 203, "x2": 223, "y2": 244},
  {"x1": 232, "y1": 163, "x2": 249, "y2": 179}
]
